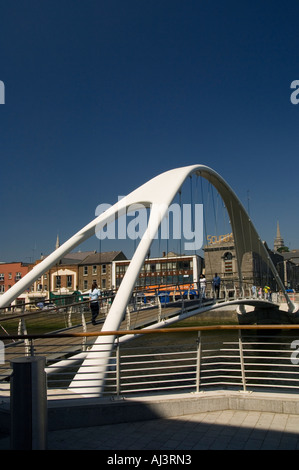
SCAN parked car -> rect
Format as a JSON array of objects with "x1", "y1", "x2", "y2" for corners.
[
  {"x1": 26, "y1": 304, "x2": 41, "y2": 312},
  {"x1": 42, "y1": 303, "x2": 56, "y2": 310}
]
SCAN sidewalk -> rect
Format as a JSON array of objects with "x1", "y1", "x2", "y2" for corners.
[
  {"x1": 46, "y1": 409, "x2": 299, "y2": 450},
  {"x1": 1, "y1": 408, "x2": 299, "y2": 450},
  {"x1": 2, "y1": 389, "x2": 299, "y2": 450}
]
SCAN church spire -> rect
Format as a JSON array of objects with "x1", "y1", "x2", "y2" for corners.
[
  {"x1": 56, "y1": 234, "x2": 60, "y2": 250},
  {"x1": 274, "y1": 221, "x2": 284, "y2": 251}
]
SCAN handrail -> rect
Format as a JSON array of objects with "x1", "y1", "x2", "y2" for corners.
[
  {"x1": 2, "y1": 323, "x2": 299, "y2": 399},
  {"x1": 2, "y1": 323, "x2": 299, "y2": 341},
  {"x1": 0, "y1": 298, "x2": 91, "y2": 322}
]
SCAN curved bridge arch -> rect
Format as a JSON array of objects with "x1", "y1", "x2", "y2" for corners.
[
  {"x1": 0, "y1": 164, "x2": 294, "y2": 396},
  {"x1": 0, "y1": 164, "x2": 293, "y2": 311}
]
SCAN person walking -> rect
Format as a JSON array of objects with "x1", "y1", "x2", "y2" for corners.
[
  {"x1": 212, "y1": 273, "x2": 221, "y2": 299},
  {"x1": 251, "y1": 284, "x2": 257, "y2": 298},
  {"x1": 199, "y1": 274, "x2": 207, "y2": 299},
  {"x1": 89, "y1": 282, "x2": 101, "y2": 325}
]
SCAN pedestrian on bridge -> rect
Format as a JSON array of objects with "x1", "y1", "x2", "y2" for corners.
[
  {"x1": 251, "y1": 285, "x2": 257, "y2": 298},
  {"x1": 200, "y1": 274, "x2": 207, "y2": 299},
  {"x1": 212, "y1": 273, "x2": 221, "y2": 299},
  {"x1": 263, "y1": 285, "x2": 271, "y2": 301},
  {"x1": 89, "y1": 282, "x2": 101, "y2": 325}
]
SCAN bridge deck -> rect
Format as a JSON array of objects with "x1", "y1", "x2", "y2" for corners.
[{"x1": 0, "y1": 301, "x2": 194, "y2": 379}]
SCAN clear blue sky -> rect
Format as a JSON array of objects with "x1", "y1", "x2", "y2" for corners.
[{"x1": 1, "y1": 0, "x2": 299, "y2": 262}]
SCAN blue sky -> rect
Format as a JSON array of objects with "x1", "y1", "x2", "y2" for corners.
[{"x1": 1, "y1": 0, "x2": 299, "y2": 262}]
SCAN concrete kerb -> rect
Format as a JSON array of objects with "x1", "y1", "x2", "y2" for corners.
[
  {"x1": 2, "y1": 389, "x2": 299, "y2": 434},
  {"x1": 45, "y1": 389, "x2": 299, "y2": 431}
]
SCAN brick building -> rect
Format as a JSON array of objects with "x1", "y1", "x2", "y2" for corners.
[
  {"x1": 0, "y1": 262, "x2": 30, "y2": 302},
  {"x1": 78, "y1": 251, "x2": 127, "y2": 292}
]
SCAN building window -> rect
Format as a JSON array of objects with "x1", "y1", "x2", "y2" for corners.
[
  {"x1": 56, "y1": 276, "x2": 61, "y2": 288},
  {"x1": 92, "y1": 265, "x2": 97, "y2": 275},
  {"x1": 67, "y1": 275, "x2": 73, "y2": 288},
  {"x1": 83, "y1": 266, "x2": 88, "y2": 276},
  {"x1": 102, "y1": 264, "x2": 106, "y2": 274},
  {"x1": 178, "y1": 261, "x2": 190, "y2": 270},
  {"x1": 15, "y1": 272, "x2": 22, "y2": 281},
  {"x1": 0, "y1": 285, "x2": 4, "y2": 293},
  {"x1": 0, "y1": 274, "x2": 4, "y2": 281},
  {"x1": 102, "y1": 279, "x2": 106, "y2": 289},
  {"x1": 224, "y1": 252, "x2": 233, "y2": 273},
  {"x1": 83, "y1": 280, "x2": 88, "y2": 290},
  {"x1": 116, "y1": 264, "x2": 128, "y2": 274}
]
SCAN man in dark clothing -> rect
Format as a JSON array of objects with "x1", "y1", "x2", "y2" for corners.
[{"x1": 212, "y1": 273, "x2": 221, "y2": 299}]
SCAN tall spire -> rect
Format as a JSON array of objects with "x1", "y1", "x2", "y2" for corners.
[
  {"x1": 56, "y1": 234, "x2": 60, "y2": 250},
  {"x1": 274, "y1": 221, "x2": 284, "y2": 251}
]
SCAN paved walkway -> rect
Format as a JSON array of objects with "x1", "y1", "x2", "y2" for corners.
[
  {"x1": 47, "y1": 409, "x2": 299, "y2": 450},
  {"x1": 2, "y1": 409, "x2": 299, "y2": 450}
]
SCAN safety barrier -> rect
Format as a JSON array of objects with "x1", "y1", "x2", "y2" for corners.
[
  {"x1": 0, "y1": 282, "x2": 284, "y2": 340},
  {"x1": 1, "y1": 325, "x2": 299, "y2": 400}
]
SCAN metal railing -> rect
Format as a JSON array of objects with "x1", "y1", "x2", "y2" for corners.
[
  {"x1": 0, "y1": 281, "x2": 285, "y2": 341},
  {"x1": 2, "y1": 325, "x2": 299, "y2": 400}
]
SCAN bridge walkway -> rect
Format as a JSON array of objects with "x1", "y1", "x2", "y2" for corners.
[
  {"x1": 0, "y1": 295, "x2": 282, "y2": 382},
  {"x1": 0, "y1": 299, "x2": 206, "y2": 380}
]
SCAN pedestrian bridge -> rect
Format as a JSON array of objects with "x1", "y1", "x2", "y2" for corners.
[{"x1": 0, "y1": 163, "x2": 297, "y2": 397}]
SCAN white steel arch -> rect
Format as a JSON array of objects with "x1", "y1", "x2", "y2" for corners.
[{"x1": 0, "y1": 164, "x2": 294, "y2": 396}]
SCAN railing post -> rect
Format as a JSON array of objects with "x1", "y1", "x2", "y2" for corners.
[
  {"x1": 157, "y1": 296, "x2": 161, "y2": 322},
  {"x1": 67, "y1": 306, "x2": 72, "y2": 328},
  {"x1": 238, "y1": 329, "x2": 247, "y2": 392},
  {"x1": 18, "y1": 317, "x2": 31, "y2": 356},
  {"x1": 30, "y1": 338, "x2": 35, "y2": 357},
  {"x1": 126, "y1": 306, "x2": 131, "y2": 330},
  {"x1": 116, "y1": 338, "x2": 121, "y2": 398},
  {"x1": 81, "y1": 304, "x2": 87, "y2": 351},
  {"x1": 196, "y1": 331, "x2": 202, "y2": 392}
]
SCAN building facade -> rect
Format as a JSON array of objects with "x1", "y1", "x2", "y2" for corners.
[
  {"x1": 113, "y1": 252, "x2": 203, "y2": 290},
  {"x1": 0, "y1": 262, "x2": 30, "y2": 304},
  {"x1": 78, "y1": 251, "x2": 127, "y2": 292},
  {"x1": 204, "y1": 233, "x2": 286, "y2": 292},
  {"x1": 49, "y1": 251, "x2": 96, "y2": 296},
  {"x1": 280, "y1": 250, "x2": 299, "y2": 289}
]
